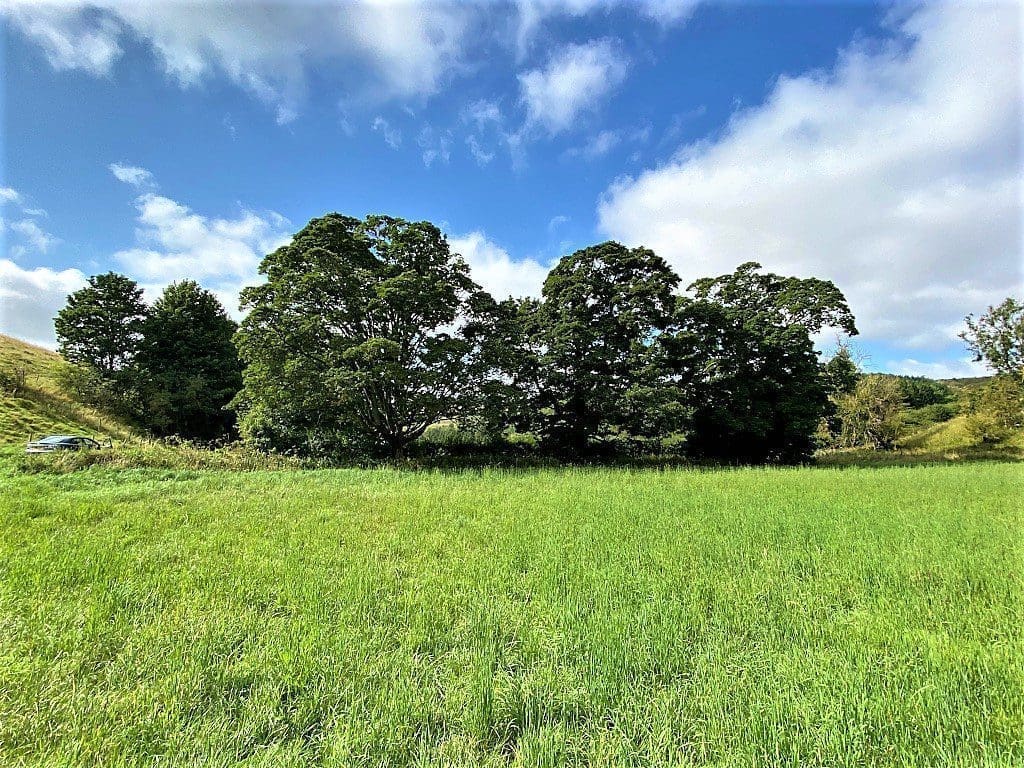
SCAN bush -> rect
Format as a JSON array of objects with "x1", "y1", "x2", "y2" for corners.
[
  {"x1": 896, "y1": 376, "x2": 954, "y2": 408},
  {"x1": 835, "y1": 375, "x2": 905, "y2": 450},
  {"x1": 903, "y1": 402, "x2": 958, "y2": 430},
  {"x1": 0, "y1": 365, "x2": 27, "y2": 395},
  {"x1": 962, "y1": 375, "x2": 1023, "y2": 443}
]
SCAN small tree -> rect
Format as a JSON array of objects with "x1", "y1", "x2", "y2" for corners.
[
  {"x1": 836, "y1": 375, "x2": 905, "y2": 450},
  {"x1": 960, "y1": 298, "x2": 1024, "y2": 380},
  {"x1": 959, "y1": 298, "x2": 1024, "y2": 443},
  {"x1": 55, "y1": 272, "x2": 148, "y2": 380},
  {"x1": 135, "y1": 280, "x2": 242, "y2": 440}
]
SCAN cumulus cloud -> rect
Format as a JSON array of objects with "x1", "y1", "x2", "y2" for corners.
[
  {"x1": 2, "y1": 0, "x2": 477, "y2": 122},
  {"x1": 109, "y1": 162, "x2": 155, "y2": 187},
  {"x1": 112, "y1": 193, "x2": 291, "y2": 290},
  {"x1": 448, "y1": 231, "x2": 549, "y2": 299},
  {"x1": 0, "y1": 260, "x2": 86, "y2": 348},
  {"x1": 598, "y1": 2, "x2": 1022, "y2": 355},
  {"x1": 519, "y1": 39, "x2": 628, "y2": 135}
]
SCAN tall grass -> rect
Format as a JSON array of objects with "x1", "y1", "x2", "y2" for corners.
[{"x1": 1, "y1": 463, "x2": 1021, "y2": 766}]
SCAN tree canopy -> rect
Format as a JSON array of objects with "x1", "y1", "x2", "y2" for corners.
[
  {"x1": 234, "y1": 213, "x2": 487, "y2": 458},
  {"x1": 663, "y1": 262, "x2": 858, "y2": 463},
  {"x1": 55, "y1": 272, "x2": 148, "y2": 379},
  {"x1": 135, "y1": 280, "x2": 241, "y2": 440},
  {"x1": 960, "y1": 297, "x2": 1024, "y2": 379}
]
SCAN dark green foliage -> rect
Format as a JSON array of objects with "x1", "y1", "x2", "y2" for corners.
[
  {"x1": 481, "y1": 241, "x2": 682, "y2": 455},
  {"x1": 134, "y1": 280, "x2": 242, "y2": 440},
  {"x1": 234, "y1": 214, "x2": 487, "y2": 458},
  {"x1": 893, "y1": 376, "x2": 953, "y2": 408},
  {"x1": 822, "y1": 344, "x2": 860, "y2": 397},
  {"x1": 960, "y1": 297, "x2": 1023, "y2": 378},
  {"x1": 902, "y1": 402, "x2": 957, "y2": 430},
  {"x1": 54, "y1": 272, "x2": 148, "y2": 381},
  {"x1": 663, "y1": 262, "x2": 858, "y2": 463}
]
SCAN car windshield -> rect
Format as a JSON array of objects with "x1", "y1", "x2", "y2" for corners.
[{"x1": 36, "y1": 436, "x2": 75, "y2": 444}]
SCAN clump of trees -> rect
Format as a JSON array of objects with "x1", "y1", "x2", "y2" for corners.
[
  {"x1": 52, "y1": 211, "x2": 904, "y2": 464},
  {"x1": 55, "y1": 274, "x2": 241, "y2": 440},
  {"x1": 229, "y1": 214, "x2": 858, "y2": 462}
]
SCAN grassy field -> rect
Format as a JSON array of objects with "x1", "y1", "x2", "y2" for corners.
[{"x1": 1, "y1": 462, "x2": 1021, "y2": 766}]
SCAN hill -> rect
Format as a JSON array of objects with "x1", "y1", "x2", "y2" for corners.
[{"x1": 0, "y1": 334, "x2": 135, "y2": 444}]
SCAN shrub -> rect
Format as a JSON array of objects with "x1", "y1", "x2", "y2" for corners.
[
  {"x1": 836, "y1": 375, "x2": 905, "y2": 450},
  {"x1": 0, "y1": 365, "x2": 27, "y2": 396},
  {"x1": 962, "y1": 375, "x2": 1023, "y2": 443}
]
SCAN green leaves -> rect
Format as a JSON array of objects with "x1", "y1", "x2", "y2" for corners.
[
  {"x1": 234, "y1": 214, "x2": 487, "y2": 458},
  {"x1": 55, "y1": 272, "x2": 148, "y2": 379}
]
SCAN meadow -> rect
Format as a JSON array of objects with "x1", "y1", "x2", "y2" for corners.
[{"x1": 1, "y1": 461, "x2": 1021, "y2": 767}]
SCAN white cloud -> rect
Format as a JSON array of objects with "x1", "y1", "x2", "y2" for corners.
[
  {"x1": 109, "y1": 163, "x2": 155, "y2": 187},
  {"x1": 548, "y1": 214, "x2": 570, "y2": 231},
  {"x1": 598, "y1": 2, "x2": 1023, "y2": 354},
  {"x1": 567, "y1": 128, "x2": 621, "y2": 158},
  {"x1": 372, "y1": 117, "x2": 402, "y2": 149},
  {"x1": 9, "y1": 219, "x2": 61, "y2": 254},
  {"x1": 518, "y1": 39, "x2": 628, "y2": 135},
  {"x1": 0, "y1": 188, "x2": 21, "y2": 204},
  {"x1": 2, "y1": 1, "x2": 478, "y2": 122},
  {"x1": 463, "y1": 99, "x2": 503, "y2": 129},
  {"x1": 418, "y1": 126, "x2": 452, "y2": 168},
  {"x1": 113, "y1": 193, "x2": 291, "y2": 291},
  {"x1": 0, "y1": 260, "x2": 86, "y2": 348},
  {"x1": 449, "y1": 231, "x2": 549, "y2": 300},
  {"x1": 466, "y1": 135, "x2": 495, "y2": 166},
  {"x1": 514, "y1": 1, "x2": 699, "y2": 58}
]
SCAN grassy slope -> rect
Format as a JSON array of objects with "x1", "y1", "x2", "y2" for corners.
[
  {"x1": 1, "y1": 463, "x2": 1021, "y2": 766},
  {"x1": 0, "y1": 334, "x2": 134, "y2": 444}
]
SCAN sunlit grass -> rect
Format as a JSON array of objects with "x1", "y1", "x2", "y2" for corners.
[{"x1": 1, "y1": 463, "x2": 1021, "y2": 766}]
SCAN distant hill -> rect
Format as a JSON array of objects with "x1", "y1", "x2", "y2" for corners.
[{"x1": 0, "y1": 334, "x2": 135, "y2": 444}]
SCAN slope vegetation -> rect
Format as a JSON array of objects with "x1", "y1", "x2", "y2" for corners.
[{"x1": 0, "y1": 334, "x2": 134, "y2": 444}]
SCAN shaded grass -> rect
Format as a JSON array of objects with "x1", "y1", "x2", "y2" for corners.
[{"x1": 1, "y1": 463, "x2": 1021, "y2": 766}]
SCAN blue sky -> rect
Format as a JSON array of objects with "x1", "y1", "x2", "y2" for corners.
[{"x1": 1, "y1": 0, "x2": 1021, "y2": 378}]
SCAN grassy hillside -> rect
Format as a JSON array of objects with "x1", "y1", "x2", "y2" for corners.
[
  {"x1": 1, "y1": 463, "x2": 1020, "y2": 766},
  {"x1": 0, "y1": 334, "x2": 134, "y2": 444}
]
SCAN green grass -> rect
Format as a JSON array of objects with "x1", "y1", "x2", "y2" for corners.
[
  {"x1": 0, "y1": 334, "x2": 134, "y2": 444},
  {"x1": 1, "y1": 462, "x2": 1021, "y2": 766}
]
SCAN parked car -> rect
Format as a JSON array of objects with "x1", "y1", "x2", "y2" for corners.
[{"x1": 25, "y1": 435, "x2": 104, "y2": 453}]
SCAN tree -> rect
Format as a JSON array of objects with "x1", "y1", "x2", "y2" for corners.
[
  {"x1": 662, "y1": 262, "x2": 858, "y2": 463},
  {"x1": 960, "y1": 298, "x2": 1024, "y2": 379},
  {"x1": 822, "y1": 343, "x2": 860, "y2": 398},
  {"x1": 233, "y1": 213, "x2": 487, "y2": 459},
  {"x1": 55, "y1": 272, "x2": 147, "y2": 380},
  {"x1": 134, "y1": 280, "x2": 242, "y2": 440},
  {"x1": 893, "y1": 376, "x2": 953, "y2": 409},
  {"x1": 510, "y1": 241, "x2": 681, "y2": 454},
  {"x1": 836, "y1": 375, "x2": 905, "y2": 449}
]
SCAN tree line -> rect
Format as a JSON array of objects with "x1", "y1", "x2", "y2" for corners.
[{"x1": 52, "y1": 212, "x2": 1022, "y2": 463}]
